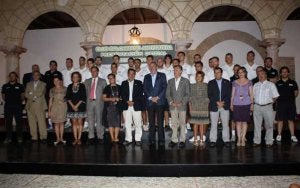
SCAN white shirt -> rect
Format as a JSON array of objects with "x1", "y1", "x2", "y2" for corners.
[
  {"x1": 181, "y1": 63, "x2": 192, "y2": 79},
  {"x1": 81, "y1": 68, "x2": 92, "y2": 82},
  {"x1": 142, "y1": 66, "x2": 151, "y2": 75},
  {"x1": 135, "y1": 69, "x2": 145, "y2": 83},
  {"x1": 77, "y1": 67, "x2": 89, "y2": 82},
  {"x1": 175, "y1": 77, "x2": 181, "y2": 91},
  {"x1": 221, "y1": 63, "x2": 235, "y2": 78},
  {"x1": 61, "y1": 67, "x2": 75, "y2": 87},
  {"x1": 164, "y1": 65, "x2": 174, "y2": 81},
  {"x1": 90, "y1": 77, "x2": 98, "y2": 99},
  {"x1": 128, "y1": 80, "x2": 134, "y2": 101},
  {"x1": 34, "y1": 80, "x2": 39, "y2": 90},
  {"x1": 97, "y1": 65, "x2": 109, "y2": 79},
  {"x1": 157, "y1": 67, "x2": 166, "y2": 74},
  {"x1": 244, "y1": 63, "x2": 258, "y2": 80},
  {"x1": 106, "y1": 74, "x2": 125, "y2": 85},
  {"x1": 253, "y1": 80, "x2": 279, "y2": 105}
]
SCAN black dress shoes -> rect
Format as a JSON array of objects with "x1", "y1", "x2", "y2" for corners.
[
  {"x1": 178, "y1": 142, "x2": 186, "y2": 148},
  {"x1": 209, "y1": 142, "x2": 216, "y2": 147},
  {"x1": 41, "y1": 139, "x2": 47, "y2": 144},
  {"x1": 123, "y1": 141, "x2": 132, "y2": 146},
  {"x1": 98, "y1": 139, "x2": 104, "y2": 145},
  {"x1": 158, "y1": 142, "x2": 165, "y2": 147},
  {"x1": 135, "y1": 141, "x2": 142, "y2": 146},
  {"x1": 224, "y1": 142, "x2": 231, "y2": 148},
  {"x1": 168, "y1": 141, "x2": 177, "y2": 148},
  {"x1": 86, "y1": 139, "x2": 94, "y2": 145}
]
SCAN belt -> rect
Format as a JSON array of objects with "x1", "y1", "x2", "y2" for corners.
[{"x1": 255, "y1": 103, "x2": 272, "y2": 106}]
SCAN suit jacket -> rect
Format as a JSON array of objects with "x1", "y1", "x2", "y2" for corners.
[
  {"x1": 84, "y1": 77, "x2": 107, "y2": 109},
  {"x1": 207, "y1": 79, "x2": 232, "y2": 112},
  {"x1": 120, "y1": 79, "x2": 144, "y2": 111},
  {"x1": 25, "y1": 81, "x2": 47, "y2": 110},
  {"x1": 166, "y1": 77, "x2": 190, "y2": 111},
  {"x1": 143, "y1": 72, "x2": 167, "y2": 107},
  {"x1": 23, "y1": 72, "x2": 44, "y2": 88}
]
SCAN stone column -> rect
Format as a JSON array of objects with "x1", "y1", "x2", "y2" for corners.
[
  {"x1": 171, "y1": 39, "x2": 193, "y2": 63},
  {"x1": 0, "y1": 44, "x2": 26, "y2": 77},
  {"x1": 80, "y1": 41, "x2": 102, "y2": 59},
  {"x1": 260, "y1": 38, "x2": 285, "y2": 69}
]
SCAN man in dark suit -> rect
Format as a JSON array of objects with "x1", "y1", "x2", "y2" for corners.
[
  {"x1": 208, "y1": 67, "x2": 232, "y2": 147},
  {"x1": 23, "y1": 64, "x2": 43, "y2": 88},
  {"x1": 143, "y1": 62, "x2": 167, "y2": 146},
  {"x1": 120, "y1": 69, "x2": 144, "y2": 146}
]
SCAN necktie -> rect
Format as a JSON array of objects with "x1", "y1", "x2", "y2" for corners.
[{"x1": 90, "y1": 78, "x2": 96, "y2": 99}]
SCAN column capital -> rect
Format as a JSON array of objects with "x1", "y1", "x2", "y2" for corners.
[
  {"x1": 171, "y1": 39, "x2": 193, "y2": 51},
  {"x1": 80, "y1": 41, "x2": 102, "y2": 49},
  {"x1": 260, "y1": 38, "x2": 285, "y2": 69},
  {"x1": 80, "y1": 41, "x2": 102, "y2": 58},
  {"x1": 0, "y1": 44, "x2": 27, "y2": 55},
  {"x1": 260, "y1": 38, "x2": 285, "y2": 48}
]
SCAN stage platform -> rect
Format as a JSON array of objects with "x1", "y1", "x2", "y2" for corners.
[{"x1": 0, "y1": 130, "x2": 299, "y2": 177}]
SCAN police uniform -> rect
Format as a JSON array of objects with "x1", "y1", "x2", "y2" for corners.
[
  {"x1": 1, "y1": 82, "x2": 25, "y2": 141},
  {"x1": 265, "y1": 67, "x2": 278, "y2": 79},
  {"x1": 276, "y1": 79, "x2": 298, "y2": 121}
]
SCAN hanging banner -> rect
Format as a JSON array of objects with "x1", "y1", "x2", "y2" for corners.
[{"x1": 92, "y1": 44, "x2": 176, "y2": 65}]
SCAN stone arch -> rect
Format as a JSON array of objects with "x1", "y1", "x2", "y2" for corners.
[
  {"x1": 4, "y1": 0, "x2": 89, "y2": 46},
  {"x1": 276, "y1": 0, "x2": 300, "y2": 35},
  {"x1": 193, "y1": 30, "x2": 265, "y2": 59},
  {"x1": 91, "y1": 0, "x2": 181, "y2": 43},
  {"x1": 184, "y1": 0, "x2": 276, "y2": 39}
]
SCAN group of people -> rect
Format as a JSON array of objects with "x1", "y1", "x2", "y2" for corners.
[{"x1": 1, "y1": 50, "x2": 299, "y2": 148}]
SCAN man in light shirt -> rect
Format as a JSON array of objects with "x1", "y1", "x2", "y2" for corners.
[
  {"x1": 95, "y1": 56, "x2": 108, "y2": 79},
  {"x1": 190, "y1": 61, "x2": 208, "y2": 84},
  {"x1": 157, "y1": 57, "x2": 166, "y2": 74},
  {"x1": 163, "y1": 54, "x2": 174, "y2": 81},
  {"x1": 142, "y1": 55, "x2": 153, "y2": 75},
  {"x1": 106, "y1": 62, "x2": 125, "y2": 85},
  {"x1": 243, "y1": 51, "x2": 258, "y2": 80},
  {"x1": 253, "y1": 69, "x2": 279, "y2": 147},
  {"x1": 177, "y1": 51, "x2": 192, "y2": 79},
  {"x1": 190, "y1": 54, "x2": 202, "y2": 76},
  {"x1": 81, "y1": 58, "x2": 95, "y2": 82},
  {"x1": 206, "y1": 56, "x2": 230, "y2": 82},
  {"x1": 61, "y1": 58, "x2": 75, "y2": 87},
  {"x1": 112, "y1": 54, "x2": 126, "y2": 77},
  {"x1": 221, "y1": 53, "x2": 235, "y2": 78},
  {"x1": 134, "y1": 58, "x2": 145, "y2": 82},
  {"x1": 76, "y1": 56, "x2": 88, "y2": 82}
]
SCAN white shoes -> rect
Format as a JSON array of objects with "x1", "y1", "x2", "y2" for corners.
[
  {"x1": 143, "y1": 124, "x2": 149, "y2": 131},
  {"x1": 291, "y1": 136, "x2": 298, "y2": 143},
  {"x1": 276, "y1": 135, "x2": 282, "y2": 142},
  {"x1": 189, "y1": 135, "x2": 206, "y2": 142},
  {"x1": 276, "y1": 135, "x2": 298, "y2": 143}
]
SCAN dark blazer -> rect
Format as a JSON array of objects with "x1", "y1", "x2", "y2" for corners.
[
  {"x1": 120, "y1": 79, "x2": 144, "y2": 111},
  {"x1": 23, "y1": 72, "x2": 44, "y2": 88},
  {"x1": 143, "y1": 72, "x2": 167, "y2": 107},
  {"x1": 207, "y1": 79, "x2": 232, "y2": 112}
]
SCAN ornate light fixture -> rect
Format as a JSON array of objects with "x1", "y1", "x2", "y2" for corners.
[{"x1": 128, "y1": 9, "x2": 141, "y2": 44}]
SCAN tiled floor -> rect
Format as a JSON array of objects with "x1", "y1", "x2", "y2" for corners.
[{"x1": 0, "y1": 174, "x2": 299, "y2": 188}]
